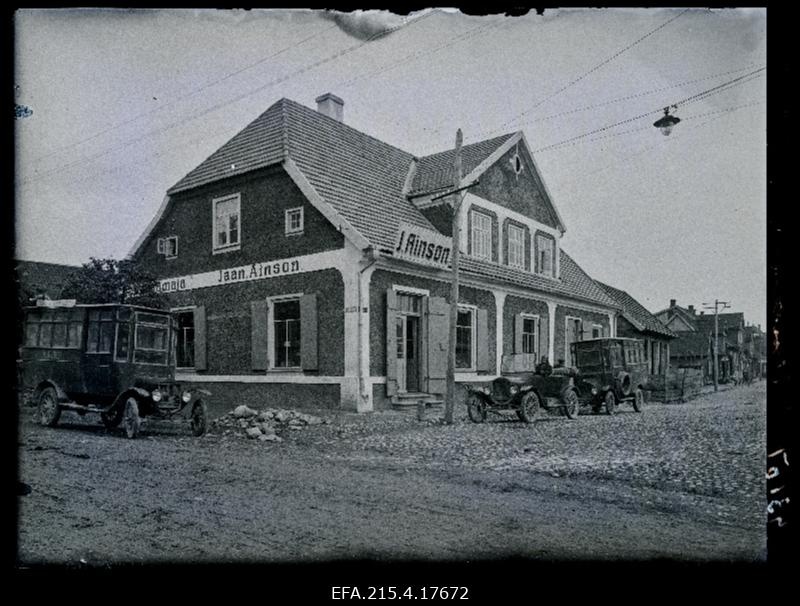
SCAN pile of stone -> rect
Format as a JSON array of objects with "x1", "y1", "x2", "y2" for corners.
[{"x1": 211, "y1": 405, "x2": 326, "y2": 442}]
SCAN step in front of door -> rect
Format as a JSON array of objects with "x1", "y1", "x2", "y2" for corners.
[{"x1": 391, "y1": 392, "x2": 444, "y2": 411}]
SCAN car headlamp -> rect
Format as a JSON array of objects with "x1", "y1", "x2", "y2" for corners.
[
  {"x1": 151, "y1": 388, "x2": 162, "y2": 402},
  {"x1": 181, "y1": 390, "x2": 192, "y2": 404},
  {"x1": 591, "y1": 387, "x2": 598, "y2": 396}
]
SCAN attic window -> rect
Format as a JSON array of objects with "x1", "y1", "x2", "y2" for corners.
[
  {"x1": 510, "y1": 152, "x2": 524, "y2": 177},
  {"x1": 157, "y1": 236, "x2": 178, "y2": 258}
]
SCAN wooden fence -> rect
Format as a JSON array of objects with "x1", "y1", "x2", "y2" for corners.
[{"x1": 648, "y1": 368, "x2": 704, "y2": 403}]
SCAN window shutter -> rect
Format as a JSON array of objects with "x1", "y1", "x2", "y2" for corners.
[
  {"x1": 250, "y1": 300, "x2": 268, "y2": 371},
  {"x1": 300, "y1": 293, "x2": 318, "y2": 371},
  {"x1": 476, "y1": 308, "x2": 490, "y2": 372},
  {"x1": 386, "y1": 289, "x2": 398, "y2": 396},
  {"x1": 425, "y1": 296, "x2": 448, "y2": 394},
  {"x1": 193, "y1": 306, "x2": 207, "y2": 371},
  {"x1": 514, "y1": 314, "x2": 524, "y2": 354}
]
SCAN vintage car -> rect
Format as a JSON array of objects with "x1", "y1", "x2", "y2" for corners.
[
  {"x1": 465, "y1": 364, "x2": 580, "y2": 424},
  {"x1": 19, "y1": 301, "x2": 210, "y2": 438},
  {"x1": 570, "y1": 337, "x2": 648, "y2": 414}
]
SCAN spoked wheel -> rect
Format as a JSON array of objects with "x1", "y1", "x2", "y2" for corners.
[
  {"x1": 190, "y1": 400, "x2": 208, "y2": 436},
  {"x1": 467, "y1": 394, "x2": 487, "y2": 424},
  {"x1": 37, "y1": 386, "x2": 61, "y2": 427},
  {"x1": 563, "y1": 389, "x2": 580, "y2": 420},
  {"x1": 518, "y1": 391, "x2": 540, "y2": 424},
  {"x1": 632, "y1": 388, "x2": 645, "y2": 413},
  {"x1": 123, "y1": 397, "x2": 141, "y2": 439},
  {"x1": 101, "y1": 404, "x2": 124, "y2": 429},
  {"x1": 604, "y1": 390, "x2": 616, "y2": 416}
]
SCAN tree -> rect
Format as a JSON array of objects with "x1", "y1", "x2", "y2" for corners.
[{"x1": 59, "y1": 257, "x2": 164, "y2": 308}]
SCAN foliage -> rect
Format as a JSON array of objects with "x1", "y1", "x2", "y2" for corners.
[{"x1": 59, "y1": 257, "x2": 164, "y2": 308}]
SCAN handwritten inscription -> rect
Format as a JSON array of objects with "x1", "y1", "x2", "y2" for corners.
[{"x1": 767, "y1": 448, "x2": 791, "y2": 528}]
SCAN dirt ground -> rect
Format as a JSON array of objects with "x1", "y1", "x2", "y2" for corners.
[{"x1": 16, "y1": 382, "x2": 766, "y2": 565}]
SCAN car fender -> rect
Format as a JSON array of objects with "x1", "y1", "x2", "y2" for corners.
[
  {"x1": 107, "y1": 387, "x2": 150, "y2": 412},
  {"x1": 194, "y1": 388, "x2": 212, "y2": 397},
  {"x1": 34, "y1": 380, "x2": 68, "y2": 403}
]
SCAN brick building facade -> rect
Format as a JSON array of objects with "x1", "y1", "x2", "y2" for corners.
[{"x1": 130, "y1": 94, "x2": 620, "y2": 412}]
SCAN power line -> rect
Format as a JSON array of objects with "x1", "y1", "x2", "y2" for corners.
[
  {"x1": 30, "y1": 22, "x2": 341, "y2": 167},
  {"x1": 20, "y1": 10, "x2": 437, "y2": 188},
  {"x1": 485, "y1": 8, "x2": 691, "y2": 138}
]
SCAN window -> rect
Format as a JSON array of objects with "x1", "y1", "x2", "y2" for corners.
[
  {"x1": 273, "y1": 299, "x2": 301, "y2": 368},
  {"x1": 456, "y1": 307, "x2": 475, "y2": 370},
  {"x1": 507, "y1": 224, "x2": 525, "y2": 269},
  {"x1": 25, "y1": 308, "x2": 83, "y2": 349},
  {"x1": 157, "y1": 236, "x2": 178, "y2": 258},
  {"x1": 536, "y1": 233, "x2": 555, "y2": 277},
  {"x1": 592, "y1": 324, "x2": 603, "y2": 339},
  {"x1": 522, "y1": 316, "x2": 539, "y2": 356},
  {"x1": 175, "y1": 310, "x2": 195, "y2": 368},
  {"x1": 133, "y1": 312, "x2": 170, "y2": 365},
  {"x1": 470, "y1": 210, "x2": 492, "y2": 260},
  {"x1": 213, "y1": 194, "x2": 241, "y2": 251},
  {"x1": 86, "y1": 310, "x2": 115, "y2": 353},
  {"x1": 285, "y1": 207, "x2": 304, "y2": 235}
]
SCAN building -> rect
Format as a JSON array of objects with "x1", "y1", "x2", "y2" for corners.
[
  {"x1": 655, "y1": 299, "x2": 747, "y2": 384},
  {"x1": 15, "y1": 259, "x2": 79, "y2": 303},
  {"x1": 595, "y1": 282, "x2": 676, "y2": 377},
  {"x1": 130, "y1": 94, "x2": 621, "y2": 412}
]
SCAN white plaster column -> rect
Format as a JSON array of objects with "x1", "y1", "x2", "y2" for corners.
[
  {"x1": 547, "y1": 301, "x2": 557, "y2": 363},
  {"x1": 608, "y1": 312, "x2": 616, "y2": 337},
  {"x1": 357, "y1": 262, "x2": 378, "y2": 412},
  {"x1": 492, "y1": 291, "x2": 507, "y2": 374}
]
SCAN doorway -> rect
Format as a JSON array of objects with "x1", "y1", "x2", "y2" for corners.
[{"x1": 395, "y1": 293, "x2": 422, "y2": 393}]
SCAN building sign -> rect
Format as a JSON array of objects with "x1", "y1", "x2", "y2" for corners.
[
  {"x1": 393, "y1": 221, "x2": 452, "y2": 268},
  {"x1": 155, "y1": 250, "x2": 342, "y2": 293}
]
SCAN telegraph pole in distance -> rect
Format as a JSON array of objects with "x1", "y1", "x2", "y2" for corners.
[
  {"x1": 444, "y1": 129, "x2": 463, "y2": 425},
  {"x1": 703, "y1": 299, "x2": 730, "y2": 392}
]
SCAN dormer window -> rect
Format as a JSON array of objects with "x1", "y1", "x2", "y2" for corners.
[
  {"x1": 470, "y1": 210, "x2": 492, "y2": 261},
  {"x1": 535, "y1": 232, "x2": 555, "y2": 277}
]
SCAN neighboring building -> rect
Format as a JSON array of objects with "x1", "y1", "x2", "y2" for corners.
[
  {"x1": 130, "y1": 94, "x2": 621, "y2": 412},
  {"x1": 743, "y1": 323, "x2": 767, "y2": 380},
  {"x1": 595, "y1": 282, "x2": 676, "y2": 377},
  {"x1": 15, "y1": 259, "x2": 79, "y2": 303},
  {"x1": 655, "y1": 299, "x2": 748, "y2": 384}
]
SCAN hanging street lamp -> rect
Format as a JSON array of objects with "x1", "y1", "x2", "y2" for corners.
[{"x1": 653, "y1": 106, "x2": 681, "y2": 136}]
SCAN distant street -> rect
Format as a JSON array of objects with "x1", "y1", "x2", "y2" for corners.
[{"x1": 17, "y1": 382, "x2": 766, "y2": 563}]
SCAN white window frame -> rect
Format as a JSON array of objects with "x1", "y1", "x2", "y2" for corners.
[
  {"x1": 285, "y1": 207, "x2": 304, "y2": 236},
  {"x1": 507, "y1": 223, "x2": 525, "y2": 269},
  {"x1": 212, "y1": 193, "x2": 241, "y2": 253},
  {"x1": 455, "y1": 304, "x2": 477, "y2": 372},
  {"x1": 592, "y1": 323, "x2": 603, "y2": 339},
  {"x1": 470, "y1": 210, "x2": 492, "y2": 261},
  {"x1": 536, "y1": 233, "x2": 555, "y2": 277},
  {"x1": 520, "y1": 313, "x2": 540, "y2": 356},
  {"x1": 267, "y1": 293, "x2": 303, "y2": 371}
]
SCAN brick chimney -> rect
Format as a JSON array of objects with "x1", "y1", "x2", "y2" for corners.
[
  {"x1": 670, "y1": 299, "x2": 676, "y2": 308},
  {"x1": 688, "y1": 305, "x2": 695, "y2": 315},
  {"x1": 316, "y1": 93, "x2": 344, "y2": 122}
]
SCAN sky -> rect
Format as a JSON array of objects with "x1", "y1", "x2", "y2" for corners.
[{"x1": 14, "y1": 7, "x2": 767, "y2": 327}]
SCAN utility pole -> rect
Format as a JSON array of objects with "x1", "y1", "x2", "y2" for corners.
[
  {"x1": 444, "y1": 129, "x2": 463, "y2": 425},
  {"x1": 703, "y1": 299, "x2": 730, "y2": 392}
]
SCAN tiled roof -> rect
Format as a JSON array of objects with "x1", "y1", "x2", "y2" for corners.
[
  {"x1": 15, "y1": 260, "x2": 80, "y2": 299},
  {"x1": 596, "y1": 281, "x2": 677, "y2": 339},
  {"x1": 161, "y1": 97, "x2": 616, "y2": 310},
  {"x1": 456, "y1": 250, "x2": 619, "y2": 309},
  {"x1": 407, "y1": 133, "x2": 518, "y2": 196}
]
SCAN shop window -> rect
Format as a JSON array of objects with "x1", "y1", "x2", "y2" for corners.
[
  {"x1": 213, "y1": 193, "x2": 241, "y2": 252},
  {"x1": 175, "y1": 310, "x2": 195, "y2": 368},
  {"x1": 456, "y1": 307, "x2": 475, "y2": 370},
  {"x1": 536, "y1": 233, "x2": 555, "y2": 277},
  {"x1": 522, "y1": 316, "x2": 539, "y2": 356},
  {"x1": 507, "y1": 224, "x2": 525, "y2": 269},
  {"x1": 470, "y1": 210, "x2": 492, "y2": 261},
  {"x1": 273, "y1": 299, "x2": 301, "y2": 369},
  {"x1": 285, "y1": 207, "x2": 304, "y2": 236},
  {"x1": 86, "y1": 310, "x2": 115, "y2": 353}
]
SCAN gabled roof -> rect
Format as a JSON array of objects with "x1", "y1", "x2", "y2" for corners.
[
  {"x1": 407, "y1": 133, "x2": 518, "y2": 196},
  {"x1": 596, "y1": 281, "x2": 677, "y2": 339},
  {"x1": 459, "y1": 250, "x2": 619, "y2": 309},
  {"x1": 695, "y1": 312, "x2": 745, "y2": 335},
  {"x1": 654, "y1": 303, "x2": 698, "y2": 331}
]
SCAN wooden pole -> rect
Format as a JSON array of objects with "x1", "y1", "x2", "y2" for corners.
[{"x1": 444, "y1": 129, "x2": 463, "y2": 425}]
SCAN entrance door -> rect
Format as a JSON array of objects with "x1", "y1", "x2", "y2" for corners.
[{"x1": 395, "y1": 314, "x2": 420, "y2": 393}]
